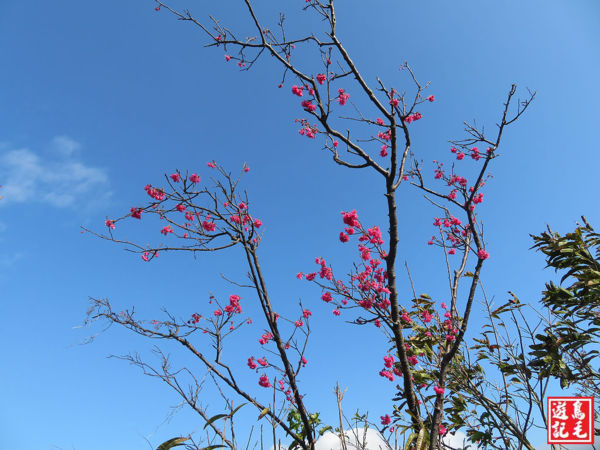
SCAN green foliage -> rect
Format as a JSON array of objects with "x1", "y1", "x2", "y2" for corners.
[
  {"x1": 156, "y1": 437, "x2": 190, "y2": 450},
  {"x1": 286, "y1": 408, "x2": 326, "y2": 450},
  {"x1": 529, "y1": 218, "x2": 600, "y2": 389}
]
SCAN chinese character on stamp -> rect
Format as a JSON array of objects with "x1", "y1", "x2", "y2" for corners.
[{"x1": 547, "y1": 397, "x2": 594, "y2": 444}]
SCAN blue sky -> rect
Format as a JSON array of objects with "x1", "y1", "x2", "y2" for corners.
[{"x1": 1, "y1": 0, "x2": 599, "y2": 449}]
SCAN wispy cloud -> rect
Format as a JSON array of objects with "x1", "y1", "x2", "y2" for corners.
[
  {"x1": 0, "y1": 137, "x2": 111, "y2": 208},
  {"x1": 0, "y1": 251, "x2": 23, "y2": 267},
  {"x1": 52, "y1": 135, "x2": 81, "y2": 157}
]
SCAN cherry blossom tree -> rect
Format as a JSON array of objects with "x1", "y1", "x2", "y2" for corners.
[{"x1": 84, "y1": 1, "x2": 540, "y2": 449}]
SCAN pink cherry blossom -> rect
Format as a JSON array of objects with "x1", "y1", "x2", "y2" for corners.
[
  {"x1": 427, "y1": 95, "x2": 435, "y2": 102},
  {"x1": 225, "y1": 55, "x2": 231, "y2": 61},
  {"x1": 160, "y1": 225, "x2": 173, "y2": 235},
  {"x1": 170, "y1": 173, "x2": 181, "y2": 182},
  {"x1": 316, "y1": 73, "x2": 326, "y2": 85},
  {"x1": 105, "y1": 219, "x2": 116, "y2": 229},
  {"x1": 477, "y1": 249, "x2": 489, "y2": 260},
  {"x1": 130, "y1": 207, "x2": 142, "y2": 219},
  {"x1": 291, "y1": 85, "x2": 304, "y2": 97},
  {"x1": 258, "y1": 375, "x2": 271, "y2": 388},
  {"x1": 421, "y1": 310, "x2": 433, "y2": 323},
  {"x1": 207, "y1": 161, "x2": 216, "y2": 168},
  {"x1": 259, "y1": 332, "x2": 273, "y2": 345},
  {"x1": 380, "y1": 414, "x2": 391, "y2": 425},
  {"x1": 257, "y1": 357, "x2": 268, "y2": 367},
  {"x1": 341, "y1": 209, "x2": 360, "y2": 228},
  {"x1": 379, "y1": 369, "x2": 395, "y2": 382},
  {"x1": 189, "y1": 173, "x2": 201, "y2": 184},
  {"x1": 247, "y1": 357, "x2": 257, "y2": 369},
  {"x1": 301, "y1": 100, "x2": 317, "y2": 112},
  {"x1": 337, "y1": 89, "x2": 350, "y2": 105},
  {"x1": 176, "y1": 204, "x2": 186, "y2": 212}
]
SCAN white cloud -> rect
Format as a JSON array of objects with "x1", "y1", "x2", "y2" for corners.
[
  {"x1": 316, "y1": 429, "x2": 391, "y2": 450},
  {"x1": 0, "y1": 138, "x2": 110, "y2": 208},
  {"x1": 270, "y1": 428, "x2": 478, "y2": 450},
  {"x1": 442, "y1": 430, "x2": 477, "y2": 449},
  {"x1": 0, "y1": 251, "x2": 24, "y2": 268},
  {"x1": 269, "y1": 429, "x2": 391, "y2": 450},
  {"x1": 52, "y1": 135, "x2": 81, "y2": 157}
]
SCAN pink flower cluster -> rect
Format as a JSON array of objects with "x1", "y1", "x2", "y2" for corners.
[
  {"x1": 378, "y1": 129, "x2": 392, "y2": 142},
  {"x1": 379, "y1": 354, "x2": 402, "y2": 382},
  {"x1": 224, "y1": 294, "x2": 242, "y2": 314},
  {"x1": 259, "y1": 332, "x2": 273, "y2": 345},
  {"x1": 337, "y1": 89, "x2": 350, "y2": 105},
  {"x1": 291, "y1": 85, "x2": 304, "y2": 96},
  {"x1": 144, "y1": 184, "x2": 165, "y2": 201},
  {"x1": 404, "y1": 112, "x2": 422, "y2": 124},
  {"x1": 301, "y1": 100, "x2": 317, "y2": 112},
  {"x1": 258, "y1": 374, "x2": 271, "y2": 388},
  {"x1": 188, "y1": 313, "x2": 201, "y2": 324},
  {"x1": 296, "y1": 118, "x2": 318, "y2": 139},
  {"x1": 130, "y1": 207, "x2": 142, "y2": 219},
  {"x1": 160, "y1": 225, "x2": 173, "y2": 235}
]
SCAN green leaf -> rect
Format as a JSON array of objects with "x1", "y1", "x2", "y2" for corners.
[
  {"x1": 319, "y1": 425, "x2": 333, "y2": 436},
  {"x1": 156, "y1": 437, "x2": 189, "y2": 450},
  {"x1": 203, "y1": 413, "x2": 228, "y2": 429},
  {"x1": 229, "y1": 402, "x2": 247, "y2": 418},
  {"x1": 404, "y1": 432, "x2": 418, "y2": 450}
]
